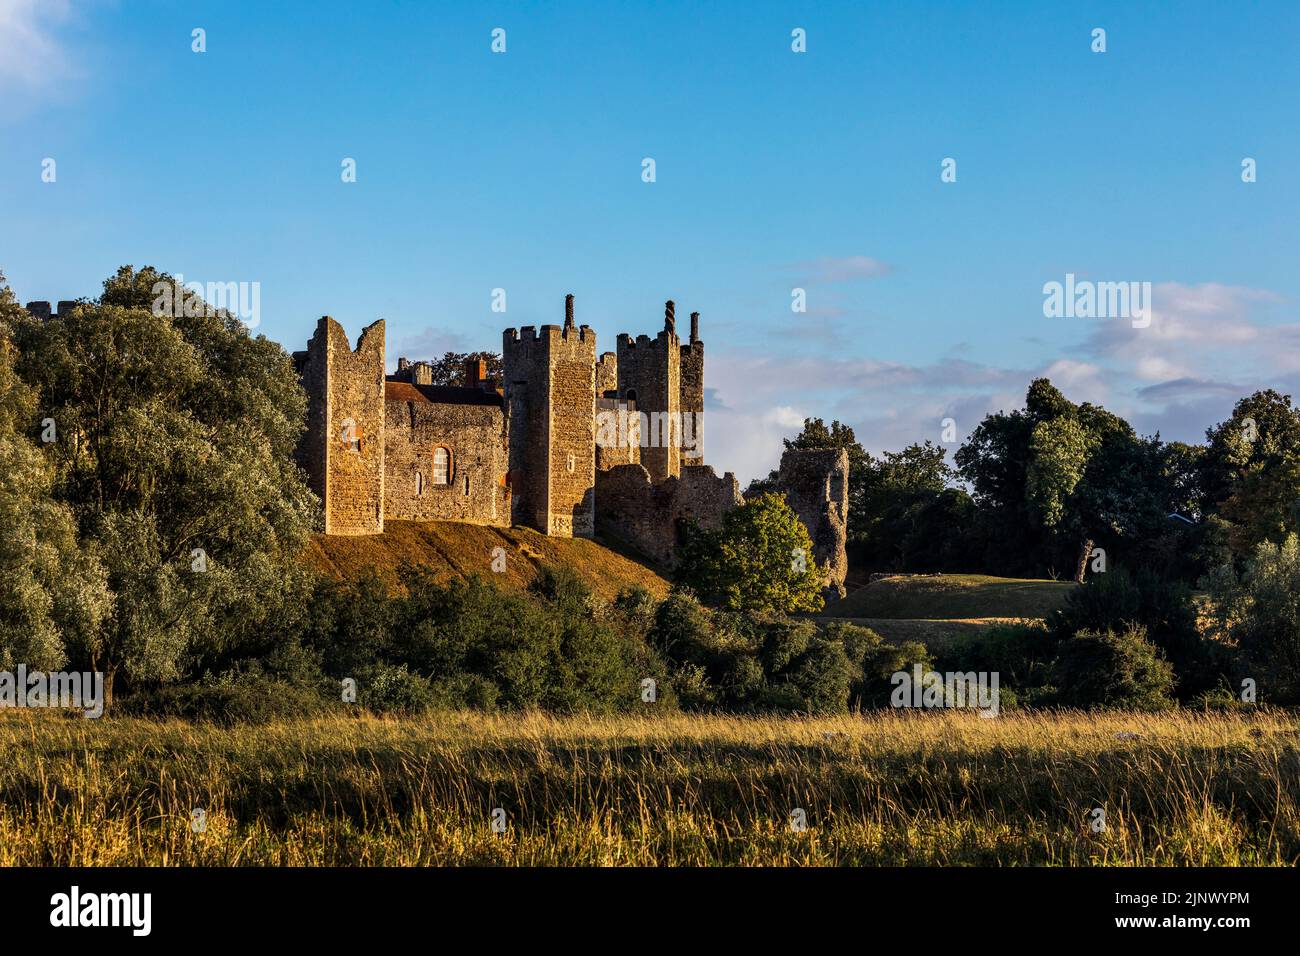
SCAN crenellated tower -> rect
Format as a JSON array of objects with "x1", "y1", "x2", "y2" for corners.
[
  {"x1": 502, "y1": 294, "x2": 597, "y2": 537},
  {"x1": 616, "y1": 300, "x2": 681, "y2": 482}
]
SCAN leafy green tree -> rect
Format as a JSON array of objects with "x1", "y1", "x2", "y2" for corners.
[
  {"x1": 676, "y1": 493, "x2": 825, "y2": 613},
  {"x1": 1204, "y1": 533, "x2": 1300, "y2": 702},
  {"x1": 426, "y1": 351, "x2": 502, "y2": 386},
  {"x1": 959, "y1": 378, "x2": 1175, "y2": 581},
  {"x1": 8, "y1": 266, "x2": 317, "y2": 701},
  {"x1": 0, "y1": 278, "x2": 111, "y2": 671}
]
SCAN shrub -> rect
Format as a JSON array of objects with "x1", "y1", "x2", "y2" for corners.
[
  {"x1": 1204, "y1": 534, "x2": 1300, "y2": 702},
  {"x1": 1050, "y1": 566, "x2": 1224, "y2": 700},
  {"x1": 120, "y1": 680, "x2": 335, "y2": 725},
  {"x1": 1051, "y1": 626, "x2": 1176, "y2": 710}
]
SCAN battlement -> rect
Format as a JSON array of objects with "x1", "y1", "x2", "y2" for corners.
[
  {"x1": 25, "y1": 300, "x2": 79, "y2": 321},
  {"x1": 504, "y1": 323, "x2": 595, "y2": 346}
]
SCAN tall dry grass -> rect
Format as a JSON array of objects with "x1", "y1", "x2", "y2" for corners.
[{"x1": 0, "y1": 708, "x2": 1296, "y2": 866}]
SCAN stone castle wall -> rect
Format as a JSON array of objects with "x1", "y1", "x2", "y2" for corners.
[
  {"x1": 503, "y1": 295, "x2": 596, "y2": 538},
  {"x1": 383, "y1": 384, "x2": 509, "y2": 526},
  {"x1": 295, "y1": 316, "x2": 386, "y2": 535},
  {"x1": 616, "y1": 301, "x2": 681, "y2": 482},
  {"x1": 679, "y1": 311, "x2": 704, "y2": 464},
  {"x1": 594, "y1": 462, "x2": 742, "y2": 566}
]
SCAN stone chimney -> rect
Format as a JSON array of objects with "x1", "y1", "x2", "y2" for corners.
[
  {"x1": 564, "y1": 293, "x2": 575, "y2": 332},
  {"x1": 664, "y1": 299, "x2": 676, "y2": 335},
  {"x1": 690, "y1": 311, "x2": 699, "y2": 344}
]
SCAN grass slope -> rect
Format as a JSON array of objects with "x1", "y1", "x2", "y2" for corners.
[
  {"x1": 307, "y1": 519, "x2": 670, "y2": 601},
  {"x1": 2, "y1": 709, "x2": 1296, "y2": 866},
  {"x1": 824, "y1": 573, "x2": 1076, "y2": 621}
]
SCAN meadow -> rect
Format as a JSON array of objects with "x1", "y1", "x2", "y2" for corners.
[{"x1": 1, "y1": 707, "x2": 1296, "y2": 866}]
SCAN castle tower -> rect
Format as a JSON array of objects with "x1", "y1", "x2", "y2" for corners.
[
  {"x1": 295, "y1": 316, "x2": 386, "y2": 535},
  {"x1": 777, "y1": 447, "x2": 849, "y2": 598},
  {"x1": 616, "y1": 300, "x2": 681, "y2": 482},
  {"x1": 503, "y1": 294, "x2": 597, "y2": 537},
  {"x1": 679, "y1": 311, "x2": 704, "y2": 466}
]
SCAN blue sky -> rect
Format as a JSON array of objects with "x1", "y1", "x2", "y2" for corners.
[{"x1": 2, "y1": 0, "x2": 1298, "y2": 482}]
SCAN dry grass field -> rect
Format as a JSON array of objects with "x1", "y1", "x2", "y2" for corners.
[{"x1": 1, "y1": 708, "x2": 1296, "y2": 866}]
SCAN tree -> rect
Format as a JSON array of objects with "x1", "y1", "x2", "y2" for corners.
[
  {"x1": 675, "y1": 493, "x2": 825, "y2": 613},
  {"x1": 959, "y1": 378, "x2": 1175, "y2": 582},
  {"x1": 0, "y1": 277, "x2": 111, "y2": 672},
  {"x1": 8, "y1": 266, "x2": 318, "y2": 702},
  {"x1": 1204, "y1": 533, "x2": 1300, "y2": 702},
  {"x1": 427, "y1": 351, "x2": 502, "y2": 386}
]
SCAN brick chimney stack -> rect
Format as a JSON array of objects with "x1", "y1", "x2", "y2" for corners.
[{"x1": 465, "y1": 356, "x2": 486, "y2": 389}]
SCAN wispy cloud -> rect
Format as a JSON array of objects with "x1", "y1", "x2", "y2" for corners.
[
  {"x1": 790, "y1": 255, "x2": 894, "y2": 283},
  {"x1": 0, "y1": 0, "x2": 77, "y2": 103}
]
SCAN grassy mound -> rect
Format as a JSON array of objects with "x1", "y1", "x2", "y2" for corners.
[
  {"x1": 823, "y1": 573, "x2": 1076, "y2": 621},
  {"x1": 306, "y1": 519, "x2": 669, "y2": 601}
]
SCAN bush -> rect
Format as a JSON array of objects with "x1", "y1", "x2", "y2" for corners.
[
  {"x1": 1050, "y1": 566, "x2": 1224, "y2": 700},
  {"x1": 1051, "y1": 626, "x2": 1176, "y2": 710},
  {"x1": 121, "y1": 680, "x2": 335, "y2": 725},
  {"x1": 1205, "y1": 534, "x2": 1300, "y2": 703},
  {"x1": 818, "y1": 620, "x2": 932, "y2": 710},
  {"x1": 351, "y1": 663, "x2": 435, "y2": 715}
]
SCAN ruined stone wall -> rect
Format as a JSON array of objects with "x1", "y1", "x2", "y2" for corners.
[
  {"x1": 777, "y1": 448, "x2": 849, "y2": 597},
  {"x1": 616, "y1": 301, "x2": 680, "y2": 483},
  {"x1": 383, "y1": 396, "x2": 509, "y2": 525},
  {"x1": 594, "y1": 462, "x2": 741, "y2": 566},
  {"x1": 503, "y1": 295, "x2": 596, "y2": 538},
  {"x1": 296, "y1": 316, "x2": 386, "y2": 535}
]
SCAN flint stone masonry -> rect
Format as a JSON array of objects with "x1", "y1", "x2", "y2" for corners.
[
  {"x1": 594, "y1": 463, "x2": 742, "y2": 566},
  {"x1": 503, "y1": 299, "x2": 597, "y2": 537},
  {"x1": 383, "y1": 381, "x2": 509, "y2": 525},
  {"x1": 777, "y1": 447, "x2": 849, "y2": 597},
  {"x1": 293, "y1": 316, "x2": 386, "y2": 536}
]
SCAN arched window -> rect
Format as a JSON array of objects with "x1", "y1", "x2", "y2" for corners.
[{"x1": 433, "y1": 447, "x2": 451, "y2": 485}]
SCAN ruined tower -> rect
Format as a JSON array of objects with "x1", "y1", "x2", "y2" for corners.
[
  {"x1": 294, "y1": 317, "x2": 386, "y2": 535},
  {"x1": 503, "y1": 294, "x2": 597, "y2": 537},
  {"x1": 679, "y1": 310, "x2": 704, "y2": 465},
  {"x1": 777, "y1": 447, "x2": 849, "y2": 598},
  {"x1": 617, "y1": 301, "x2": 681, "y2": 482}
]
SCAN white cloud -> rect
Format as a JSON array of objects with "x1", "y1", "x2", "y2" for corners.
[{"x1": 0, "y1": 0, "x2": 75, "y2": 101}]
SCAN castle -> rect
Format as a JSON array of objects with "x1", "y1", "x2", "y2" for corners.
[{"x1": 24, "y1": 295, "x2": 849, "y2": 593}]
